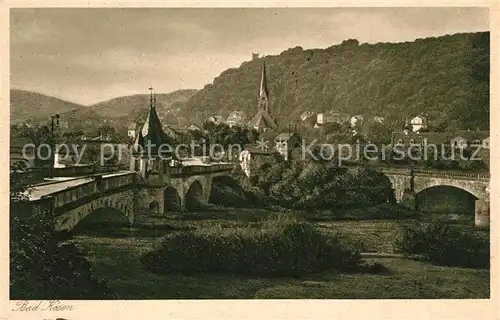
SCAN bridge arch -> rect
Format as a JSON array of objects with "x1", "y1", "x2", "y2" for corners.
[
  {"x1": 209, "y1": 174, "x2": 248, "y2": 207},
  {"x1": 413, "y1": 179, "x2": 483, "y2": 200},
  {"x1": 185, "y1": 179, "x2": 204, "y2": 211},
  {"x1": 415, "y1": 185, "x2": 478, "y2": 214},
  {"x1": 72, "y1": 206, "x2": 131, "y2": 233},
  {"x1": 56, "y1": 191, "x2": 134, "y2": 231},
  {"x1": 164, "y1": 186, "x2": 182, "y2": 212}
]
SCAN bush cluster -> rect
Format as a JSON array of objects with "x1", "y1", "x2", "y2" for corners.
[
  {"x1": 392, "y1": 220, "x2": 489, "y2": 269},
  {"x1": 141, "y1": 215, "x2": 362, "y2": 277},
  {"x1": 10, "y1": 213, "x2": 111, "y2": 299},
  {"x1": 251, "y1": 158, "x2": 394, "y2": 211},
  {"x1": 10, "y1": 162, "x2": 110, "y2": 299}
]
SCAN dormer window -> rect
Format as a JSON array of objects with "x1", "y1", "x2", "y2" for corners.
[
  {"x1": 409, "y1": 139, "x2": 415, "y2": 144},
  {"x1": 397, "y1": 139, "x2": 403, "y2": 144}
]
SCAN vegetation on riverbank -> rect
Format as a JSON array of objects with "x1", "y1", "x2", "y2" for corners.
[
  {"x1": 393, "y1": 220, "x2": 490, "y2": 269},
  {"x1": 70, "y1": 213, "x2": 490, "y2": 299},
  {"x1": 140, "y1": 214, "x2": 362, "y2": 277}
]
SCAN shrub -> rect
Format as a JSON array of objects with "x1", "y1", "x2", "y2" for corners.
[
  {"x1": 140, "y1": 215, "x2": 362, "y2": 277},
  {"x1": 10, "y1": 213, "x2": 111, "y2": 299},
  {"x1": 393, "y1": 220, "x2": 489, "y2": 269},
  {"x1": 10, "y1": 161, "x2": 111, "y2": 299}
]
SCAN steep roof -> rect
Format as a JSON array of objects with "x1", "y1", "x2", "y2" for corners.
[
  {"x1": 259, "y1": 62, "x2": 269, "y2": 101},
  {"x1": 248, "y1": 109, "x2": 277, "y2": 130},
  {"x1": 132, "y1": 97, "x2": 169, "y2": 157},
  {"x1": 275, "y1": 132, "x2": 300, "y2": 142}
]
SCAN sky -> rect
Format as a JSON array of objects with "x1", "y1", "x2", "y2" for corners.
[{"x1": 10, "y1": 7, "x2": 489, "y2": 105}]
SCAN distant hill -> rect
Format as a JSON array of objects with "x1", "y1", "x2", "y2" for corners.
[
  {"x1": 184, "y1": 32, "x2": 489, "y2": 130},
  {"x1": 88, "y1": 89, "x2": 198, "y2": 122},
  {"x1": 10, "y1": 89, "x2": 85, "y2": 123},
  {"x1": 10, "y1": 89, "x2": 198, "y2": 127},
  {"x1": 57, "y1": 89, "x2": 198, "y2": 126}
]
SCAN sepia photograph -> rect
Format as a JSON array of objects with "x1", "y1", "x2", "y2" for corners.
[{"x1": 6, "y1": 6, "x2": 493, "y2": 305}]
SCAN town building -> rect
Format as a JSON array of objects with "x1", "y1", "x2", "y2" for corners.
[
  {"x1": 239, "y1": 145, "x2": 274, "y2": 177},
  {"x1": 127, "y1": 123, "x2": 138, "y2": 139},
  {"x1": 410, "y1": 114, "x2": 429, "y2": 132},
  {"x1": 275, "y1": 132, "x2": 301, "y2": 161},
  {"x1": 350, "y1": 114, "x2": 364, "y2": 127},
  {"x1": 391, "y1": 130, "x2": 489, "y2": 148},
  {"x1": 248, "y1": 62, "x2": 278, "y2": 132},
  {"x1": 226, "y1": 111, "x2": 248, "y2": 127},
  {"x1": 373, "y1": 116, "x2": 385, "y2": 123},
  {"x1": 208, "y1": 115, "x2": 224, "y2": 125},
  {"x1": 317, "y1": 111, "x2": 350, "y2": 125},
  {"x1": 300, "y1": 111, "x2": 314, "y2": 121}
]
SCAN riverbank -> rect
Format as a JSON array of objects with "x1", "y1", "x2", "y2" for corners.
[{"x1": 69, "y1": 208, "x2": 489, "y2": 299}]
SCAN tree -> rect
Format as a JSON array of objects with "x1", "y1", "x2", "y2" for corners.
[
  {"x1": 81, "y1": 143, "x2": 102, "y2": 171},
  {"x1": 453, "y1": 32, "x2": 489, "y2": 130},
  {"x1": 97, "y1": 124, "x2": 116, "y2": 136},
  {"x1": 10, "y1": 161, "x2": 110, "y2": 299}
]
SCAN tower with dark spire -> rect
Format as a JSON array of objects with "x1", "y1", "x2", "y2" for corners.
[
  {"x1": 130, "y1": 87, "x2": 171, "y2": 179},
  {"x1": 248, "y1": 62, "x2": 277, "y2": 132},
  {"x1": 258, "y1": 62, "x2": 269, "y2": 112}
]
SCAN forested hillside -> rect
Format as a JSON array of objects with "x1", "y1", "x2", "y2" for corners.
[
  {"x1": 88, "y1": 89, "x2": 198, "y2": 121},
  {"x1": 184, "y1": 32, "x2": 489, "y2": 130},
  {"x1": 10, "y1": 89, "x2": 84, "y2": 123}
]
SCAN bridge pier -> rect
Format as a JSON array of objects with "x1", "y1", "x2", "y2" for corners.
[
  {"x1": 475, "y1": 200, "x2": 489, "y2": 227},
  {"x1": 401, "y1": 189, "x2": 416, "y2": 210}
]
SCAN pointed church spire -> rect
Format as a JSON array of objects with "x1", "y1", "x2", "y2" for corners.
[
  {"x1": 149, "y1": 87, "x2": 154, "y2": 109},
  {"x1": 133, "y1": 87, "x2": 168, "y2": 157},
  {"x1": 258, "y1": 62, "x2": 269, "y2": 111}
]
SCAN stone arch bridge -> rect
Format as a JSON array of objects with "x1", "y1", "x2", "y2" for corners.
[
  {"x1": 24, "y1": 163, "x2": 236, "y2": 231},
  {"x1": 380, "y1": 168, "x2": 489, "y2": 226}
]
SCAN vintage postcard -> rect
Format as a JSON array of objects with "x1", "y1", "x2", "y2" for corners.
[{"x1": 0, "y1": 2, "x2": 498, "y2": 319}]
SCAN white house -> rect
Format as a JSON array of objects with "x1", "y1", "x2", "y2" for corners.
[
  {"x1": 127, "y1": 123, "x2": 137, "y2": 139},
  {"x1": 410, "y1": 115, "x2": 428, "y2": 132},
  {"x1": 350, "y1": 115, "x2": 364, "y2": 127},
  {"x1": 226, "y1": 111, "x2": 248, "y2": 128}
]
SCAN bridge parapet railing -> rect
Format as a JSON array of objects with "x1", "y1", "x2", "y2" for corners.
[
  {"x1": 413, "y1": 169, "x2": 490, "y2": 179},
  {"x1": 97, "y1": 173, "x2": 135, "y2": 192},
  {"x1": 41, "y1": 173, "x2": 136, "y2": 209},
  {"x1": 169, "y1": 163, "x2": 234, "y2": 177},
  {"x1": 46, "y1": 180, "x2": 99, "y2": 209},
  {"x1": 380, "y1": 168, "x2": 412, "y2": 175}
]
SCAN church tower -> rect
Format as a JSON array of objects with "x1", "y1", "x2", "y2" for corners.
[
  {"x1": 258, "y1": 62, "x2": 269, "y2": 112},
  {"x1": 248, "y1": 62, "x2": 277, "y2": 132},
  {"x1": 130, "y1": 87, "x2": 171, "y2": 179}
]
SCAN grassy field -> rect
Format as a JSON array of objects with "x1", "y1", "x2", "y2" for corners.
[{"x1": 69, "y1": 210, "x2": 490, "y2": 299}]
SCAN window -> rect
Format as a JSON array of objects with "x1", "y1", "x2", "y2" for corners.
[
  {"x1": 409, "y1": 139, "x2": 415, "y2": 144},
  {"x1": 397, "y1": 139, "x2": 403, "y2": 144},
  {"x1": 472, "y1": 139, "x2": 481, "y2": 146},
  {"x1": 421, "y1": 138, "x2": 428, "y2": 146}
]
